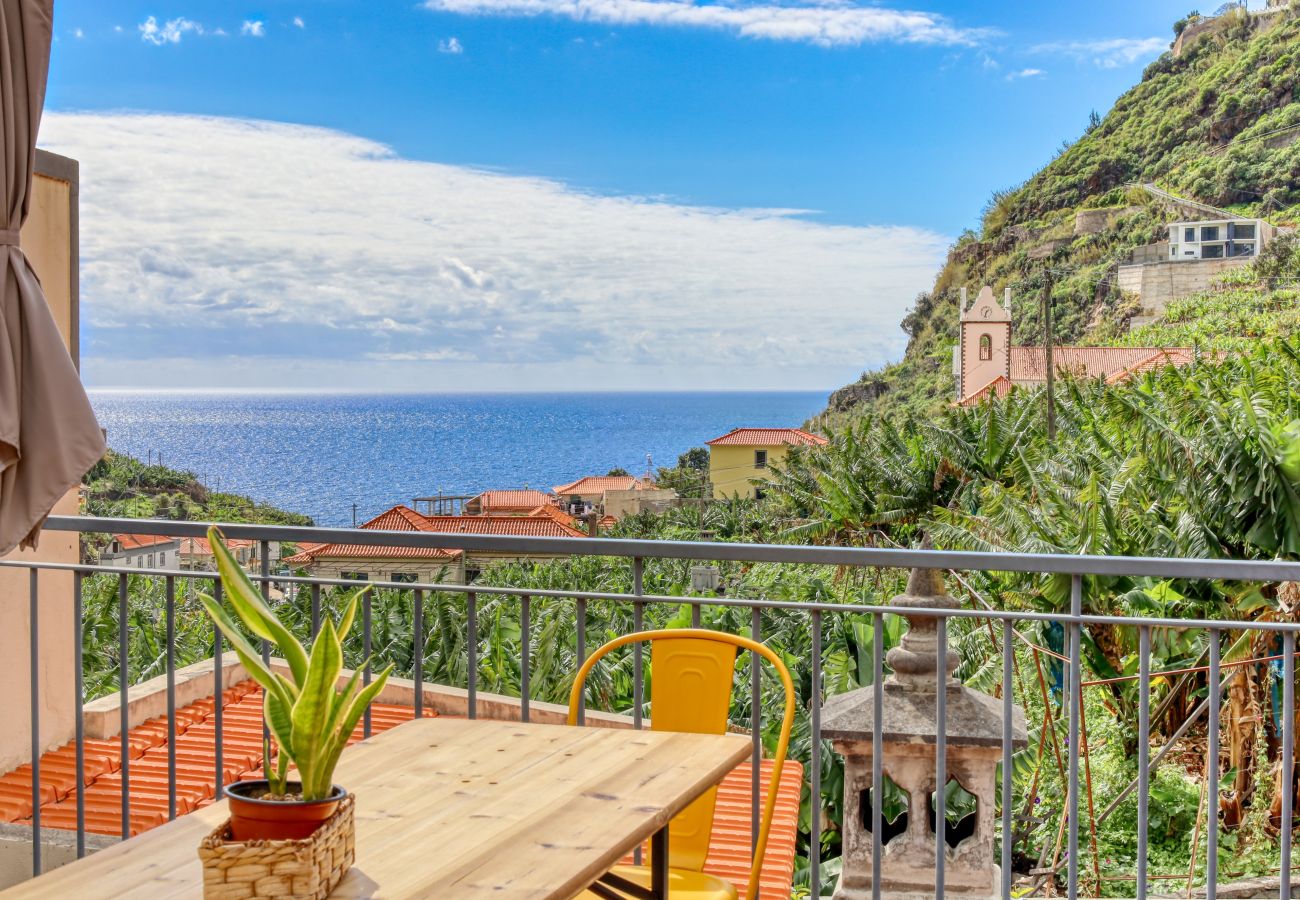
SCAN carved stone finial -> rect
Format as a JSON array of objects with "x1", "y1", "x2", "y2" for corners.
[{"x1": 884, "y1": 549, "x2": 960, "y2": 691}]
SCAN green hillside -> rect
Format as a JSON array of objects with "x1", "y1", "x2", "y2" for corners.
[
  {"x1": 80, "y1": 449, "x2": 312, "y2": 558},
  {"x1": 822, "y1": 5, "x2": 1300, "y2": 424}
]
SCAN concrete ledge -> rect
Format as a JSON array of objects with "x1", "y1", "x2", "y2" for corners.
[
  {"x1": 82, "y1": 652, "x2": 247, "y2": 740},
  {"x1": 81, "y1": 654, "x2": 640, "y2": 738},
  {"x1": 0, "y1": 824, "x2": 117, "y2": 891}
]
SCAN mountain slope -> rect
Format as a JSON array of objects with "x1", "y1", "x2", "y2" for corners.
[{"x1": 821, "y1": 6, "x2": 1300, "y2": 424}]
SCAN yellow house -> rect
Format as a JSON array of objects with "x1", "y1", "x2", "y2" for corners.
[{"x1": 705, "y1": 427, "x2": 828, "y2": 499}]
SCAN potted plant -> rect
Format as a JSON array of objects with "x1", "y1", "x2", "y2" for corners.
[{"x1": 200, "y1": 527, "x2": 393, "y2": 841}]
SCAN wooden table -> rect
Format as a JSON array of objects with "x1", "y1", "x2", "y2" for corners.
[{"x1": 3, "y1": 717, "x2": 751, "y2": 899}]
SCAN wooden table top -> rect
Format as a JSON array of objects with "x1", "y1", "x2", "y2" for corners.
[{"x1": 2, "y1": 717, "x2": 751, "y2": 899}]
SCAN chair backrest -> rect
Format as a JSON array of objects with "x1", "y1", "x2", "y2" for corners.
[{"x1": 567, "y1": 628, "x2": 796, "y2": 900}]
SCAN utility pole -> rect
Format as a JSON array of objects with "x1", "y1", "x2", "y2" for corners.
[
  {"x1": 1041, "y1": 270, "x2": 1057, "y2": 443},
  {"x1": 352, "y1": 503, "x2": 358, "y2": 527}
]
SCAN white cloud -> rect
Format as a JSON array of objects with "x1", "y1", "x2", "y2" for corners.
[
  {"x1": 293, "y1": 16, "x2": 306, "y2": 28},
  {"x1": 438, "y1": 36, "x2": 465, "y2": 53},
  {"x1": 74, "y1": 28, "x2": 85, "y2": 39},
  {"x1": 1031, "y1": 36, "x2": 1166, "y2": 68},
  {"x1": 138, "y1": 16, "x2": 205, "y2": 45},
  {"x1": 114, "y1": 25, "x2": 124, "y2": 33},
  {"x1": 420, "y1": 0, "x2": 989, "y2": 48},
  {"x1": 1006, "y1": 67, "x2": 1043, "y2": 80},
  {"x1": 37, "y1": 113, "x2": 947, "y2": 390},
  {"x1": 241, "y1": 20, "x2": 266, "y2": 37}
]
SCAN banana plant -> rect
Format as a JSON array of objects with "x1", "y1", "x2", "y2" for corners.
[{"x1": 199, "y1": 526, "x2": 394, "y2": 800}]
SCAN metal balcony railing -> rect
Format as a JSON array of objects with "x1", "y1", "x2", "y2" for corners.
[{"x1": 5, "y1": 514, "x2": 1300, "y2": 899}]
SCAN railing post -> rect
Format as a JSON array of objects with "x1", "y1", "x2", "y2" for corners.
[
  {"x1": 808, "y1": 608, "x2": 820, "y2": 891},
  {"x1": 466, "y1": 592, "x2": 477, "y2": 721},
  {"x1": 871, "y1": 612, "x2": 883, "y2": 900},
  {"x1": 1067, "y1": 575, "x2": 1082, "y2": 900},
  {"x1": 413, "y1": 588, "x2": 424, "y2": 719},
  {"x1": 752, "y1": 605, "x2": 763, "y2": 855},
  {"x1": 1282, "y1": 631, "x2": 1294, "y2": 900},
  {"x1": 1137, "y1": 626, "x2": 1150, "y2": 900},
  {"x1": 1207, "y1": 628, "x2": 1220, "y2": 899},
  {"x1": 73, "y1": 571, "x2": 85, "y2": 859},
  {"x1": 118, "y1": 573, "x2": 131, "y2": 841},
  {"x1": 1001, "y1": 620, "x2": 1013, "y2": 899},
  {"x1": 166, "y1": 576, "x2": 177, "y2": 821},
  {"x1": 29, "y1": 569, "x2": 41, "y2": 877}
]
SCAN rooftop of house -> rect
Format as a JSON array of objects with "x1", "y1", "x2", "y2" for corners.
[
  {"x1": 466, "y1": 489, "x2": 557, "y2": 513},
  {"x1": 705, "y1": 428, "x2": 829, "y2": 448},
  {"x1": 551, "y1": 475, "x2": 648, "y2": 495},
  {"x1": 109, "y1": 534, "x2": 177, "y2": 552},
  {"x1": 1008, "y1": 346, "x2": 1195, "y2": 382},
  {"x1": 177, "y1": 536, "x2": 254, "y2": 556},
  {"x1": 957, "y1": 375, "x2": 1015, "y2": 407},
  {"x1": 958, "y1": 348, "x2": 1203, "y2": 406},
  {"x1": 282, "y1": 504, "x2": 587, "y2": 565},
  {"x1": 0, "y1": 681, "x2": 800, "y2": 897}
]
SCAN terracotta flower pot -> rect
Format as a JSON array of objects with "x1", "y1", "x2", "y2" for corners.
[{"x1": 226, "y1": 780, "x2": 347, "y2": 842}]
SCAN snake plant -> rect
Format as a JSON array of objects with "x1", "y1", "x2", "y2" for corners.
[{"x1": 200, "y1": 527, "x2": 394, "y2": 801}]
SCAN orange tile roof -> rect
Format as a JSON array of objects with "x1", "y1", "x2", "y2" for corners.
[
  {"x1": 467, "y1": 490, "x2": 557, "y2": 513},
  {"x1": 283, "y1": 505, "x2": 588, "y2": 566},
  {"x1": 705, "y1": 428, "x2": 828, "y2": 447},
  {"x1": 111, "y1": 534, "x2": 176, "y2": 551},
  {"x1": 528, "y1": 504, "x2": 580, "y2": 528},
  {"x1": 419, "y1": 513, "x2": 586, "y2": 538},
  {"x1": 283, "y1": 506, "x2": 463, "y2": 565},
  {"x1": 178, "y1": 536, "x2": 254, "y2": 556},
  {"x1": 957, "y1": 374, "x2": 1016, "y2": 407},
  {"x1": 1009, "y1": 346, "x2": 1194, "y2": 382},
  {"x1": 1103, "y1": 347, "x2": 1198, "y2": 384},
  {"x1": 552, "y1": 475, "x2": 648, "y2": 495},
  {"x1": 0, "y1": 683, "x2": 801, "y2": 897}
]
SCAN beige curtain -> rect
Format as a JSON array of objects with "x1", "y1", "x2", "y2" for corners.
[{"x1": 0, "y1": 0, "x2": 105, "y2": 554}]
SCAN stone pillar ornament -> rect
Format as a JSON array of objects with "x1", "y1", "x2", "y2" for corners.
[{"x1": 822, "y1": 562, "x2": 1027, "y2": 899}]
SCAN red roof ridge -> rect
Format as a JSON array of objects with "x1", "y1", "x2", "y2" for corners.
[{"x1": 705, "y1": 427, "x2": 828, "y2": 447}]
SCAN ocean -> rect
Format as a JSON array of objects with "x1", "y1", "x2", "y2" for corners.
[{"x1": 89, "y1": 391, "x2": 828, "y2": 526}]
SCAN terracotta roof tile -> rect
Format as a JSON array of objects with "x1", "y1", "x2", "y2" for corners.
[
  {"x1": 467, "y1": 490, "x2": 557, "y2": 513},
  {"x1": 419, "y1": 514, "x2": 587, "y2": 538},
  {"x1": 1103, "y1": 347, "x2": 1198, "y2": 384},
  {"x1": 0, "y1": 682, "x2": 800, "y2": 894},
  {"x1": 284, "y1": 505, "x2": 588, "y2": 565},
  {"x1": 110, "y1": 534, "x2": 176, "y2": 551},
  {"x1": 552, "y1": 475, "x2": 648, "y2": 495},
  {"x1": 178, "y1": 536, "x2": 254, "y2": 556},
  {"x1": 1009, "y1": 346, "x2": 1194, "y2": 382},
  {"x1": 705, "y1": 428, "x2": 828, "y2": 447},
  {"x1": 958, "y1": 375, "x2": 1016, "y2": 407}
]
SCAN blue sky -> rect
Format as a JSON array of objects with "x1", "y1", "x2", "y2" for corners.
[{"x1": 41, "y1": 1, "x2": 1192, "y2": 391}]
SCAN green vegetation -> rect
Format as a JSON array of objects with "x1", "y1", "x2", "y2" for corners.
[
  {"x1": 79, "y1": 448, "x2": 312, "y2": 560},
  {"x1": 824, "y1": 6, "x2": 1300, "y2": 424},
  {"x1": 83, "y1": 449, "x2": 312, "y2": 527}
]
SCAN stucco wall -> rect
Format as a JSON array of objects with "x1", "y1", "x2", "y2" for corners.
[
  {"x1": 710, "y1": 444, "x2": 785, "y2": 499},
  {"x1": 959, "y1": 321, "x2": 1011, "y2": 400},
  {"x1": 1116, "y1": 256, "x2": 1251, "y2": 317},
  {"x1": 0, "y1": 153, "x2": 83, "y2": 774}
]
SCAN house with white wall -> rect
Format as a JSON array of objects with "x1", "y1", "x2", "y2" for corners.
[
  {"x1": 101, "y1": 534, "x2": 181, "y2": 570},
  {"x1": 1166, "y1": 218, "x2": 1275, "y2": 260}
]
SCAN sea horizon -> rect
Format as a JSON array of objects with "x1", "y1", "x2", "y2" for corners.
[{"x1": 90, "y1": 390, "x2": 828, "y2": 527}]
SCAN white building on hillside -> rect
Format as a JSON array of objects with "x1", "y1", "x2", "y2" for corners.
[
  {"x1": 1167, "y1": 218, "x2": 1275, "y2": 260},
  {"x1": 102, "y1": 533, "x2": 180, "y2": 569}
]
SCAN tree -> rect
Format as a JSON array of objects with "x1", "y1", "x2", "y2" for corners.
[
  {"x1": 654, "y1": 447, "x2": 710, "y2": 498},
  {"x1": 605, "y1": 467, "x2": 631, "y2": 477}
]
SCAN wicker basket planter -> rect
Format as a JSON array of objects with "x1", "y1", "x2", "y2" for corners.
[{"x1": 198, "y1": 794, "x2": 355, "y2": 899}]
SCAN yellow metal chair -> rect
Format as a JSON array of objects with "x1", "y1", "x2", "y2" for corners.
[{"x1": 567, "y1": 629, "x2": 796, "y2": 900}]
